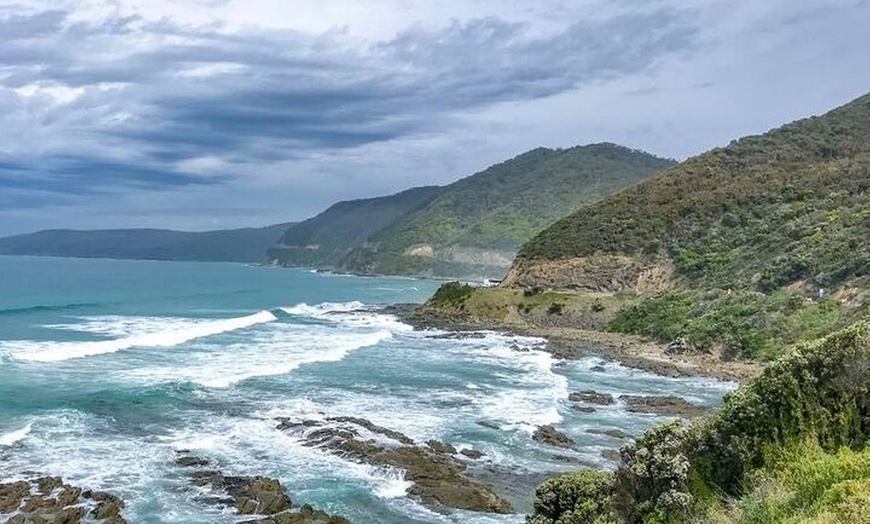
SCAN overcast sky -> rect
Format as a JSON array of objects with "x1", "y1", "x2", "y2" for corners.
[{"x1": 0, "y1": 0, "x2": 868, "y2": 235}]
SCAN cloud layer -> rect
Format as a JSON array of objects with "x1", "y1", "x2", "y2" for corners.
[{"x1": 0, "y1": 0, "x2": 868, "y2": 234}]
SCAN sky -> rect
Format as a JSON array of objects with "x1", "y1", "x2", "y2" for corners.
[{"x1": 0, "y1": 0, "x2": 869, "y2": 236}]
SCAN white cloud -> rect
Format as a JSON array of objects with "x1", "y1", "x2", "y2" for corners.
[{"x1": 0, "y1": 0, "x2": 868, "y2": 235}]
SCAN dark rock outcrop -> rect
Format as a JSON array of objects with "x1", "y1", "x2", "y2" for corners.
[
  {"x1": 532, "y1": 425, "x2": 575, "y2": 449},
  {"x1": 176, "y1": 454, "x2": 353, "y2": 523},
  {"x1": 568, "y1": 390, "x2": 615, "y2": 405},
  {"x1": 620, "y1": 395, "x2": 710, "y2": 418},
  {"x1": 459, "y1": 448, "x2": 485, "y2": 459},
  {"x1": 586, "y1": 428, "x2": 630, "y2": 440},
  {"x1": 189, "y1": 471, "x2": 292, "y2": 515},
  {"x1": 277, "y1": 417, "x2": 512, "y2": 514},
  {"x1": 241, "y1": 504, "x2": 353, "y2": 524},
  {"x1": 0, "y1": 477, "x2": 126, "y2": 523},
  {"x1": 426, "y1": 440, "x2": 457, "y2": 455}
]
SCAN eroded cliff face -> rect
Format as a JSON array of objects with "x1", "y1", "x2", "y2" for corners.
[{"x1": 502, "y1": 255, "x2": 675, "y2": 293}]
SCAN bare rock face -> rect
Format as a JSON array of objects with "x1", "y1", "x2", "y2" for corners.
[
  {"x1": 532, "y1": 425, "x2": 575, "y2": 449},
  {"x1": 0, "y1": 477, "x2": 126, "y2": 524},
  {"x1": 276, "y1": 417, "x2": 512, "y2": 514},
  {"x1": 502, "y1": 255, "x2": 673, "y2": 293}
]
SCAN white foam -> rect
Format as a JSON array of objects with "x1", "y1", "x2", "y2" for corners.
[
  {"x1": 2, "y1": 311, "x2": 276, "y2": 363},
  {"x1": 447, "y1": 334, "x2": 568, "y2": 428},
  {"x1": 118, "y1": 324, "x2": 392, "y2": 388},
  {"x1": 280, "y1": 301, "x2": 366, "y2": 317},
  {"x1": 281, "y1": 301, "x2": 413, "y2": 334},
  {"x1": 372, "y1": 467, "x2": 412, "y2": 499},
  {"x1": 0, "y1": 422, "x2": 32, "y2": 446}
]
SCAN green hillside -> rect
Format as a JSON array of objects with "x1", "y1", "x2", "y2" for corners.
[
  {"x1": 267, "y1": 186, "x2": 440, "y2": 268},
  {"x1": 511, "y1": 93, "x2": 870, "y2": 293},
  {"x1": 0, "y1": 223, "x2": 293, "y2": 263},
  {"x1": 271, "y1": 144, "x2": 673, "y2": 277}
]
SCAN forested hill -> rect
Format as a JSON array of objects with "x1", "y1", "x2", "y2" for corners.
[
  {"x1": 270, "y1": 143, "x2": 674, "y2": 278},
  {"x1": 507, "y1": 92, "x2": 870, "y2": 294},
  {"x1": 0, "y1": 223, "x2": 293, "y2": 263},
  {"x1": 267, "y1": 186, "x2": 441, "y2": 268}
]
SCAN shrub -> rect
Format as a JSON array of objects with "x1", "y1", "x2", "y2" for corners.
[
  {"x1": 428, "y1": 281, "x2": 474, "y2": 309},
  {"x1": 527, "y1": 469, "x2": 618, "y2": 524},
  {"x1": 614, "y1": 420, "x2": 694, "y2": 524},
  {"x1": 548, "y1": 302, "x2": 565, "y2": 315}
]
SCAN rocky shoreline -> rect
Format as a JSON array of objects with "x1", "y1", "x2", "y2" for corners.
[
  {"x1": 389, "y1": 303, "x2": 760, "y2": 382},
  {"x1": 0, "y1": 456, "x2": 357, "y2": 524}
]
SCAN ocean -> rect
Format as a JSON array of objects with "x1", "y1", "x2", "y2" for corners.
[{"x1": 0, "y1": 256, "x2": 735, "y2": 523}]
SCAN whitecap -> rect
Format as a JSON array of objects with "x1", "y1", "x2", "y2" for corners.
[
  {"x1": 0, "y1": 422, "x2": 32, "y2": 446},
  {"x1": 2, "y1": 310, "x2": 276, "y2": 363}
]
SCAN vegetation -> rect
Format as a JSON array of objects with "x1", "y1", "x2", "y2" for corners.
[
  {"x1": 270, "y1": 143, "x2": 673, "y2": 277},
  {"x1": 516, "y1": 93, "x2": 870, "y2": 293},
  {"x1": 428, "y1": 282, "x2": 476, "y2": 309},
  {"x1": 424, "y1": 284, "x2": 637, "y2": 331},
  {"x1": 0, "y1": 223, "x2": 293, "y2": 263},
  {"x1": 608, "y1": 288, "x2": 850, "y2": 360},
  {"x1": 268, "y1": 186, "x2": 439, "y2": 267},
  {"x1": 526, "y1": 321, "x2": 870, "y2": 523}
]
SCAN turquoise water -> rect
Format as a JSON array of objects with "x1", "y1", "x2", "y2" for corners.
[{"x1": 0, "y1": 256, "x2": 734, "y2": 523}]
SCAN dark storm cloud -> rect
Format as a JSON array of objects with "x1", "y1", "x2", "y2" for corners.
[{"x1": 0, "y1": 4, "x2": 698, "y2": 207}]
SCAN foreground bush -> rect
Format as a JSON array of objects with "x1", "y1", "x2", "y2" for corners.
[
  {"x1": 527, "y1": 469, "x2": 617, "y2": 524},
  {"x1": 527, "y1": 321, "x2": 870, "y2": 524}
]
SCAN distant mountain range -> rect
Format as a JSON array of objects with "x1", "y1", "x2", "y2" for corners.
[
  {"x1": 0, "y1": 223, "x2": 293, "y2": 263},
  {"x1": 1, "y1": 143, "x2": 674, "y2": 273},
  {"x1": 269, "y1": 143, "x2": 674, "y2": 277}
]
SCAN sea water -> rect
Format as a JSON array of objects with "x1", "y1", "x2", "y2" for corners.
[{"x1": 0, "y1": 256, "x2": 735, "y2": 523}]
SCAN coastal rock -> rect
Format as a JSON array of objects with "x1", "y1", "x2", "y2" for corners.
[
  {"x1": 620, "y1": 395, "x2": 710, "y2": 418},
  {"x1": 277, "y1": 417, "x2": 512, "y2": 514},
  {"x1": 459, "y1": 448, "x2": 485, "y2": 459},
  {"x1": 176, "y1": 455, "x2": 209, "y2": 467},
  {"x1": 476, "y1": 420, "x2": 501, "y2": 430},
  {"x1": 532, "y1": 425, "x2": 575, "y2": 449},
  {"x1": 569, "y1": 405, "x2": 596, "y2": 413},
  {"x1": 240, "y1": 504, "x2": 353, "y2": 524},
  {"x1": 568, "y1": 390, "x2": 615, "y2": 405},
  {"x1": 426, "y1": 440, "x2": 457, "y2": 455},
  {"x1": 189, "y1": 471, "x2": 291, "y2": 515},
  {"x1": 0, "y1": 478, "x2": 126, "y2": 524},
  {"x1": 586, "y1": 428, "x2": 630, "y2": 440},
  {"x1": 178, "y1": 456, "x2": 354, "y2": 524}
]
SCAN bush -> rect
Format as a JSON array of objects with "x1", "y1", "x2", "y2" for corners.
[
  {"x1": 691, "y1": 321, "x2": 870, "y2": 494},
  {"x1": 428, "y1": 281, "x2": 475, "y2": 309},
  {"x1": 548, "y1": 302, "x2": 565, "y2": 315},
  {"x1": 527, "y1": 469, "x2": 618, "y2": 524},
  {"x1": 580, "y1": 321, "x2": 869, "y2": 523},
  {"x1": 614, "y1": 420, "x2": 694, "y2": 524},
  {"x1": 736, "y1": 446, "x2": 870, "y2": 524}
]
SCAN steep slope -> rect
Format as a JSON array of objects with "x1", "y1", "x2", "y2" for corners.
[
  {"x1": 507, "y1": 93, "x2": 870, "y2": 294},
  {"x1": 336, "y1": 144, "x2": 673, "y2": 277},
  {"x1": 267, "y1": 186, "x2": 440, "y2": 268},
  {"x1": 0, "y1": 223, "x2": 292, "y2": 263}
]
